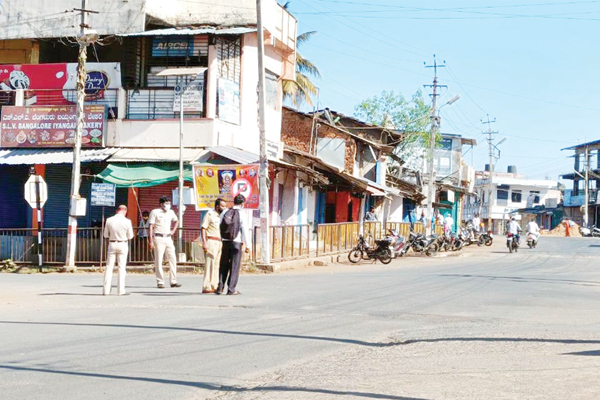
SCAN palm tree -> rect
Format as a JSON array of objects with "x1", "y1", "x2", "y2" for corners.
[{"x1": 283, "y1": 30, "x2": 321, "y2": 108}]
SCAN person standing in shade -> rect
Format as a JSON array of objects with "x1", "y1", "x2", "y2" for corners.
[
  {"x1": 103, "y1": 205, "x2": 134, "y2": 296},
  {"x1": 149, "y1": 196, "x2": 181, "y2": 289},
  {"x1": 201, "y1": 198, "x2": 226, "y2": 293},
  {"x1": 217, "y1": 194, "x2": 249, "y2": 295},
  {"x1": 137, "y1": 210, "x2": 150, "y2": 261},
  {"x1": 365, "y1": 206, "x2": 377, "y2": 221}
]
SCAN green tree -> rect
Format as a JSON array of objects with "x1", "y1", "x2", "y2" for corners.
[
  {"x1": 354, "y1": 89, "x2": 433, "y2": 144},
  {"x1": 283, "y1": 30, "x2": 321, "y2": 107}
]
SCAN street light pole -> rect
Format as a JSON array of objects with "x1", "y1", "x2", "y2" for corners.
[
  {"x1": 178, "y1": 81, "x2": 185, "y2": 252},
  {"x1": 256, "y1": 0, "x2": 271, "y2": 265}
]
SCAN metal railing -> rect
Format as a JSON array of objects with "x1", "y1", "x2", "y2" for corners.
[
  {"x1": 0, "y1": 227, "x2": 203, "y2": 266},
  {"x1": 253, "y1": 224, "x2": 310, "y2": 263},
  {"x1": 0, "y1": 89, "x2": 119, "y2": 119},
  {"x1": 126, "y1": 88, "x2": 204, "y2": 120},
  {"x1": 316, "y1": 222, "x2": 360, "y2": 256}
]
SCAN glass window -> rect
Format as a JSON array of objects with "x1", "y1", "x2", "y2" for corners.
[
  {"x1": 497, "y1": 189, "x2": 509, "y2": 200},
  {"x1": 530, "y1": 190, "x2": 540, "y2": 204},
  {"x1": 511, "y1": 190, "x2": 522, "y2": 203}
]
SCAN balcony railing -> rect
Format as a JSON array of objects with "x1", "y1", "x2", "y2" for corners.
[{"x1": 126, "y1": 88, "x2": 204, "y2": 120}]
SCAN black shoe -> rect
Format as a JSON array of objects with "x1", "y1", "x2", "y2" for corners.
[
  {"x1": 157, "y1": 283, "x2": 165, "y2": 289},
  {"x1": 170, "y1": 283, "x2": 182, "y2": 288},
  {"x1": 227, "y1": 291, "x2": 241, "y2": 295},
  {"x1": 215, "y1": 286, "x2": 223, "y2": 295}
]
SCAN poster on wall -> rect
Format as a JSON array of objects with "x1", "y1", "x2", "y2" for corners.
[
  {"x1": 173, "y1": 75, "x2": 204, "y2": 113},
  {"x1": 192, "y1": 164, "x2": 260, "y2": 210},
  {"x1": 0, "y1": 63, "x2": 121, "y2": 109},
  {"x1": 0, "y1": 105, "x2": 106, "y2": 148},
  {"x1": 217, "y1": 78, "x2": 240, "y2": 125}
]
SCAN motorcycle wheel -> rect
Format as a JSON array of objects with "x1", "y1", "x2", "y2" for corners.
[
  {"x1": 477, "y1": 238, "x2": 484, "y2": 247},
  {"x1": 485, "y1": 238, "x2": 493, "y2": 246},
  {"x1": 528, "y1": 242, "x2": 532, "y2": 249},
  {"x1": 508, "y1": 243, "x2": 513, "y2": 253},
  {"x1": 425, "y1": 243, "x2": 439, "y2": 257},
  {"x1": 379, "y1": 249, "x2": 393, "y2": 264},
  {"x1": 348, "y1": 249, "x2": 363, "y2": 263}
]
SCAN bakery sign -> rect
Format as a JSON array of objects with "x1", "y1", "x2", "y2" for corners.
[{"x1": 0, "y1": 105, "x2": 106, "y2": 148}]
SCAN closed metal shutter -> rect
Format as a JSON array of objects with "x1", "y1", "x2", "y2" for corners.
[
  {"x1": 0, "y1": 166, "x2": 30, "y2": 228},
  {"x1": 138, "y1": 180, "x2": 201, "y2": 230},
  {"x1": 43, "y1": 165, "x2": 72, "y2": 229}
]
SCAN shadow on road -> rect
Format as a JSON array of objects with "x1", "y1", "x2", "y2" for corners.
[
  {"x1": 399, "y1": 337, "x2": 600, "y2": 345},
  {"x1": 562, "y1": 350, "x2": 600, "y2": 356},
  {"x1": 0, "y1": 364, "x2": 433, "y2": 400},
  {"x1": 0, "y1": 320, "x2": 398, "y2": 348},
  {"x1": 438, "y1": 273, "x2": 600, "y2": 287}
]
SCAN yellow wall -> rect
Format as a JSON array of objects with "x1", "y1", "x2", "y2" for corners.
[{"x1": 0, "y1": 40, "x2": 39, "y2": 64}]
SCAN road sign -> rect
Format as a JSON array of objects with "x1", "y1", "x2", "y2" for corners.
[
  {"x1": 24, "y1": 175, "x2": 48, "y2": 209},
  {"x1": 232, "y1": 178, "x2": 252, "y2": 200},
  {"x1": 91, "y1": 183, "x2": 116, "y2": 207}
]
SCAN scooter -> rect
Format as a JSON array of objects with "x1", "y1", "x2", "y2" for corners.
[
  {"x1": 526, "y1": 232, "x2": 539, "y2": 249},
  {"x1": 348, "y1": 234, "x2": 393, "y2": 264},
  {"x1": 386, "y1": 230, "x2": 405, "y2": 258}
]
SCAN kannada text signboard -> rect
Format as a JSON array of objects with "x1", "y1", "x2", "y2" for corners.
[
  {"x1": 0, "y1": 105, "x2": 106, "y2": 148},
  {"x1": 91, "y1": 183, "x2": 116, "y2": 207},
  {"x1": 193, "y1": 164, "x2": 259, "y2": 210}
]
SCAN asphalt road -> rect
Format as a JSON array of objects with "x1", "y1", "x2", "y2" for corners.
[{"x1": 1, "y1": 237, "x2": 600, "y2": 400}]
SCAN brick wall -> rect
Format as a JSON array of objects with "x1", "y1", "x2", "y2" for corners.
[{"x1": 282, "y1": 108, "x2": 356, "y2": 174}]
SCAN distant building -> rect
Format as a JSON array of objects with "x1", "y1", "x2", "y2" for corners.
[{"x1": 463, "y1": 166, "x2": 561, "y2": 234}]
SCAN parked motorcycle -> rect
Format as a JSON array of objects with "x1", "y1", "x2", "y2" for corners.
[
  {"x1": 507, "y1": 233, "x2": 519, "y2": 253},
  {"x1": 580, "y1": 225, "x2": 600, "y2": 237},
  {"x1": 526, "y1": 232, "x2": 539, "y2": 249},
  {"x1": 385, "y1": 230, "x2": 406, "y2": 258},
  {"x1": 477, "y1": 231, "x2": 494, "y2": 247},
  {"x1": 348, "y1": 234, "x2": 393, "y2": 264},
  {"x1": 396, "y1": 231, "x2": 439, "y2": 257}
]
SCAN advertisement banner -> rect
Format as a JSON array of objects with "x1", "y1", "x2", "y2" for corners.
[
  {"x1": 0, "y1": 63, "x2": 121, "y2": 108},
  {"x1": 217, "y1": 78, "x2": 240, "y2": 125},
  {"x1": 193, "y1": 164, "x2": 260, "y2": 210},
  {"x1": 91, "y1": 183, "x2": 116, "y2": 207},
  {"x1": 152, "y1": 36, "x2": 194, "y2": 57},
  {"x1": 0, "y1": 105, "x2": 106, "y2": 148}
]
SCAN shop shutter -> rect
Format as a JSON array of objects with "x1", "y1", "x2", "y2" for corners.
[
  {"x1": 0, "y1": 166, "x2": 30, "y2": 228},
  {"x1": 43, "y1": 165, "x2": 72, "y2": 229}
]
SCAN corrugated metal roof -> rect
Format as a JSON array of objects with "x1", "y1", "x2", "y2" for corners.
[
  {"x1": 108, "y1": 148, "x2": 208, "y2": 162},
  {"x1": 0, "y1": 148, "x2": 116, "y2": 165},
  {"x1": 205, "y1": 146, "x2": 259, "y2": 164},
  {"x1": 118, "y1": 27, "x2": 256, "y2": 37}
]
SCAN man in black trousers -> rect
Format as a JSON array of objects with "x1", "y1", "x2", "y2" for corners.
[{"x1": 217, "y1": 194, "x2": 249, "y2": 295}]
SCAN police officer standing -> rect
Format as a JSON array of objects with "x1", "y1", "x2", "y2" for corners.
[
  {"x1": 103, "y1": 205, "x2": 134, "y2": 296},
  {"x1": 149, "y1": 196, "x2": 181, "y2": 289}
]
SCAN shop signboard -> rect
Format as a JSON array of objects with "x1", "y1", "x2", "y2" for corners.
[
  {"x1": 152, "y1": 36, "x2": 194, "y2": 57},
  {"x1": 192, "y1": 164, "x2": 260, "y2": 210},
  {"x1": 0, "y1": 105, "x2": 106, "y2": 148},
  {"x1": 173, "y1": 75, "x2": 204, "y2": 113},
  {"x1": 91, "y1": 183, "x2": 116, "y2": 207},
  {"x1": 0, "y1": 62, "x2": 121, "y2": 107},
  {"x1": 217, "y1": 78, "x2": 240, "y2": 125}
]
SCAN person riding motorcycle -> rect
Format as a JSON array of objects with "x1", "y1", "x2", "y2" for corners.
[
  {"x1": 507, "y1": 217, "x2": 522, "y2": 244},
  {"x1": 526, "y1": 219, "x2": 540, "y2": 245}
]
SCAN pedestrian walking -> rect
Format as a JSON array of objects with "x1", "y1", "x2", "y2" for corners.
[
  {"x1": 201, "y1": 198, "x2": 226, "y2": 293},
  {"x1": 149, "y1": 196, "x2": 181, "y2": 289},
  {"x1": 103, "y1": 205, "x2": 134, "y2": 296},
  {"x1": 217, "y1": 194, "x2": 249, "y2": 295}
]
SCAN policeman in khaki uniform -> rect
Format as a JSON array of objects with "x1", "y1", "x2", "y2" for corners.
[
  {"x1": 149, "y1": 196, "x2": 181, "y2": 289},
  {"x1": 103, "y1": 205, "x2": 134, "y2": 296},
  {"x1": 201, "y1": 198, "x2": 226, "y2": 293}
]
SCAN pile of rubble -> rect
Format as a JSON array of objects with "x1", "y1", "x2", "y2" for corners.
[{"x1": 542, "y1": 220, "x2": 582, "y2": 237}]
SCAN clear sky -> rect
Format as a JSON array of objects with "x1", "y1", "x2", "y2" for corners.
[{"x1": 281, "y1": 0, "x2": 600, "y2": 181}]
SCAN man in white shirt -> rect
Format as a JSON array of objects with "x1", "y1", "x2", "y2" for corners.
[
  {"x1": 217, "y1": 194, "x2": 250, "y2": 295},
  {"x1": 472, "y1": 214, "x2": 482, "y2": 233},
  {"x1": 103, "y1": 205, "x2": 134, "y2": 296},
  {"x1": 507, "y1": 217, "x2": 522, "y2": 243},
  {"x1": 149, "y1": 196, "x2": 181, "y2": 289},
  {"x1": 526, "y1": 219, "x2": 540, "y2": 241},
  {"x1": 443, "y1": 214, "x2": 454, "y2": 235}
]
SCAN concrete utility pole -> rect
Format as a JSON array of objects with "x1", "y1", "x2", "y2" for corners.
[
  {"x1": 424, "y1": 56, "x2": 446, "y2": 236},
  {"x1": 65, "y1": 0, "x2": 98, "y2": 270},
  {"x1": 483, "y1": 115, "x2": 498, "y2": 233},
  {"x1": 584, "y1": 146, "x2": 589, "y2": 228},
  {"x1": 255, "y1": 0, "x2": 271, "y2": 265}
]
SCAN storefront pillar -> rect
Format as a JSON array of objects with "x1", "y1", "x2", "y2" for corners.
[{"x1": 127, "y1": 187, "x2": 139, "y2": 228}]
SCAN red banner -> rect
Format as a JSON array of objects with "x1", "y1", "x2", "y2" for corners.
[{"x1": 0, "y1": 105, "x2": 106, "y2": 148}]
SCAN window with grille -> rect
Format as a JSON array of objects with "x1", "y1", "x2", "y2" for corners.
[
  {"x1": 217, "y1": 37, "x2": 241, "y2": 83},
  {"x1": 511, "y1": 190, "x2": 522, "y2": 203}
]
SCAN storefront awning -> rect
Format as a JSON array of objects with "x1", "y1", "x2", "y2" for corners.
[
  {"x1": 118, "y1": 27, "x2": 256, "y2": 37},
  {"x1": 270, "y1": 158, "x2": 329, "y2": 185},
  {"x1": 0, "y1": 148, "x2": 116, "y2": 165},
  {"x1": 108, "y1": 148, "x2": 207, "y2": 163},
  {"x1": 202, "y1": 146, "x2": 259, "y2": 164},
  {"x1": 97, "y1": 163, "x2": 193, "y2": 188}
]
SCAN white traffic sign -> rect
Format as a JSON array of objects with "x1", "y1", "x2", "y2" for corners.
[
  {"x1": 232, "y1": 178, "x2": 252, "y2": 200},
  {"x1": 24, "y1": 175, "x2": 48, "y2": 209}
]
